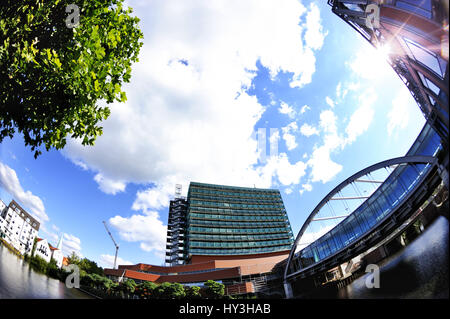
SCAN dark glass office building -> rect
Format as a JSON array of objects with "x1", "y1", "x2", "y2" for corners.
[
  {"x1": 185, "y1": 182, "x2": 294, "y2": 260},
  {"x1": 165, "y1": 182, "x2": 295, "y2": 265}
]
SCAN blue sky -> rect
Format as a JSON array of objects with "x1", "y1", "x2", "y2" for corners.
[{"x1": 0, "y1": 0, "x2": 425, "y2": 268}]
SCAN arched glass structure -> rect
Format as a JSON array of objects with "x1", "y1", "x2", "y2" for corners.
[{"x1": 284, "y1": 123, "x2": 442, "y2": 280}]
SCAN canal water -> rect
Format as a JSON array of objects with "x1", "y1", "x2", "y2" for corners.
[
  {"x1": 0, "y1": 245, "x2": 92, "y2": 299},
  {"x1": 337, "y1": 216, "x2": 449, "y2": 299},
  {"x1": 298, "y1": 216, "x2": 449, "y2": 299}
]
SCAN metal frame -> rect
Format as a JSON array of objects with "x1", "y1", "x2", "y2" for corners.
[{"x1": 283, "y1": 155, "x2": 437, "y2": 282}]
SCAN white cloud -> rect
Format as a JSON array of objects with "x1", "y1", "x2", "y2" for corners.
[
  {"x1": 306, "y1": 89, "x2": 376, "y2": 184},
  {"x1": 345, "y1": 106, "x2": 374, "y2": 144},
  {"x1": 99, "y1": 254, "x2": 133, "y2": 269},
  {"x1": 62, "y1": 233, "x2": 83, "y2": 258},
  {"x1": 325, "y1": 96, "x2": 335, "y2": 108},
  {"x1": 303, "y1": 2, "x2": 328, "y2": 51},
  {"x1": 62, "y1": 0, "x2": 327, "y2": 203},
  {"x1": 278, "y1": 101, "x2": 296, "y2": 119},
  {"x1": 345, "y1": 88, "x2": 376, "y2": 145},
  {"x1": 94, "y1": 173, "x2": 126, "y2": 195},
  {"x1": 299, "y1": 123, "x2": 319, "y2": 137},
  {"x1": 269, "y1": 129, "x2": 280, "y2": 146},
  {"x1": 336, "y1": 82, "x2": 342, "y2": 100},
  {"x1": 132, "y1": 183, "x2": 173, "y2": 211},
  {"x1": 72, "y1": 159, "x2": 88, "y2": 171},
  {"x1": 299, "y1": 183, "x2": 313, "y2": 195},
  {"x1": 109, "y1": 211, "x2": 167, "y2": 256},
  {"x1": 266, "y1": 153, "x2": 307, "y2": 186},
  {"x1": 282, "y1": 121, "x2": 299, "y2": 150},
  {"x1": 319, "y1": 109, "x2": 338, "y2": 134},
  {"x1": 283, "y1": 133, "x2": 298, "y2": 151},
  {"x1": 348, "y1": 43, "x2": 395, "y2": 81},
  {"x1": 300, "y1": 104, "x2": 311, "y2": 114},
  {"x1": 387, "y1": 89, "x2": 410, "y2": 136},
  {"x1": 39, "y1": 225, "x2": 59, "y2": 244},
  {"x1": 307, "y1": 109, "x2": 343, "y2": 183},
  {"x1": 308, "y1": 143, "x2": 343, "y2": 184},
  {"x1": 337, "y1": 81, "x2": 360, "y2": 101},
  {"x1": 0, "y1": 161, "x2": 48, "y2": 223}
]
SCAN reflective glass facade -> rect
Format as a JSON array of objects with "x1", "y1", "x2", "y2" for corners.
[
  {"x1": 329, "y1": 0, "x2": 449, "y2": 144},
  {"x1": 295, "y1": 123, "x2": 442, "y2": 269},
  {"x1": 186, "y1": 182, "x2": 294, "y2": 257}
]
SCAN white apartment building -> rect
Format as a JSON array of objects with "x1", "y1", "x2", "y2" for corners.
[{"x1": 0, "y1": 199, "x2": 40, "y2": 255}]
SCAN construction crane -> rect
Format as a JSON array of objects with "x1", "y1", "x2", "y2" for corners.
[{"x1": 102, "y1": 221, "x2": 119, "y2": 269}]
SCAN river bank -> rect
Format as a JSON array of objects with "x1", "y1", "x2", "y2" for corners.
[{"x1": 0, "y1": 244, "x2": 93, "y2": 299}]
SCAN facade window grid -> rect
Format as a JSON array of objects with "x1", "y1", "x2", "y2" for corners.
[
  {"x1": 188, "y1": 226, "x2": 292, "y2": 235},
  {"x1": 189, "y1": 245, "x2": 292, "y2": 256},
  {"x1": 187, "y1": 219, "x2": 290, "y2": 228},
  {"x1": 190, "y1": 190, "x2": 281, "y2": 199},
  {"x1": 189, "y1": 208, "x2": 286, "y2": 216},
  {"x1": 188, "y1": 233, "x2": 291, "y2": 242},
  {"x1": 189, "y1": 205, "x2": 286, "y2": 213},
  {"x1": 189, "y1": 200, "x2": 284, "y2": 209},
  {"x1": 189, "y1": 238, "x2": 292, "y2": 249},
  {"x1": 188, "y1": 213, "x2": 287, "y2": 222},
  {"x1": 189, "y1": 188, "x2": 279, "y2": 197},
  {"x1": 191, "y1": 194, "x2": 280, "y2": 203}
]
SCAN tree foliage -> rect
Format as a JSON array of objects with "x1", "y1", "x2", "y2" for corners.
[
  {"x1": 154, "y1": 282, "x2": 186, "y2": 299},
  {"x1": 201, "y1": 280, "x2": 225, "y2": 299},
  {"x1": 184, "y1": 285, "x2": 202, "y2": 299},
  {"x1": 67, "y1": 251, "x2": 81, "y2": 265},
  {"x1": 135, "y1": 281, "x2": 158, "y2": 299},
  {"x1": 120, "y1": 278, "x2": 137, "y2": 294},
  {"x1": 0, "y1": 0, "x2": 143, "y2": 157},
  {"x1": 66, "y1": 251, "x2": 103, "y2": 275}
]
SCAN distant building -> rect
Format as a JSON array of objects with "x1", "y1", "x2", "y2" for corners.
[
  {"x1": 34, "y1": 238, "x2": 51, "y2": 263},
  {"x1": 50, "y1": 236, "x2": 64, "y2": 268},
  {"x1": 105, "y1": 182, "x2": 295, "y2": 295},
  {"x1": 184, "y1": 182, "x2": 294, "y2": 262},
  {"x1": 0, "y1": 199, "x2": 40, "y2": 255},
  {"x1": 62, "y1": 256, "x2": 70, "y2": 267},
  {"x1": 33, "y1": 236, "x2": 64, "y2": 268}
]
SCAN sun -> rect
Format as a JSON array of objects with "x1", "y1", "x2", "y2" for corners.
[
  {"x1": 350, "y1": 43, "x2": 394, "y2": 80},
  {"x1": 375, "y1": 43, "x2": 392, "y2": 62}
]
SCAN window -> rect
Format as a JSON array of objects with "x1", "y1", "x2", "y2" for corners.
[
  {"x1": 395, "y1": 0, "x2": 432, "y2": 18},
  {"x1": 404, "y1": 38, "x2": 447, "y2": 79},
  {"x1": 417, "y1": 71, "x2": 441, "y2": 95}
]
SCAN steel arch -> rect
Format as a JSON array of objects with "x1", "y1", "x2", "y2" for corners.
[{"x1": 283, "y1": 155, "x2": 438, "y2": 281}]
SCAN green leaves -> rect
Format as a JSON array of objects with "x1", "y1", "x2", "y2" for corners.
[{"x1": 0, "y1": 0, "x2": 144, "y2": 158}]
